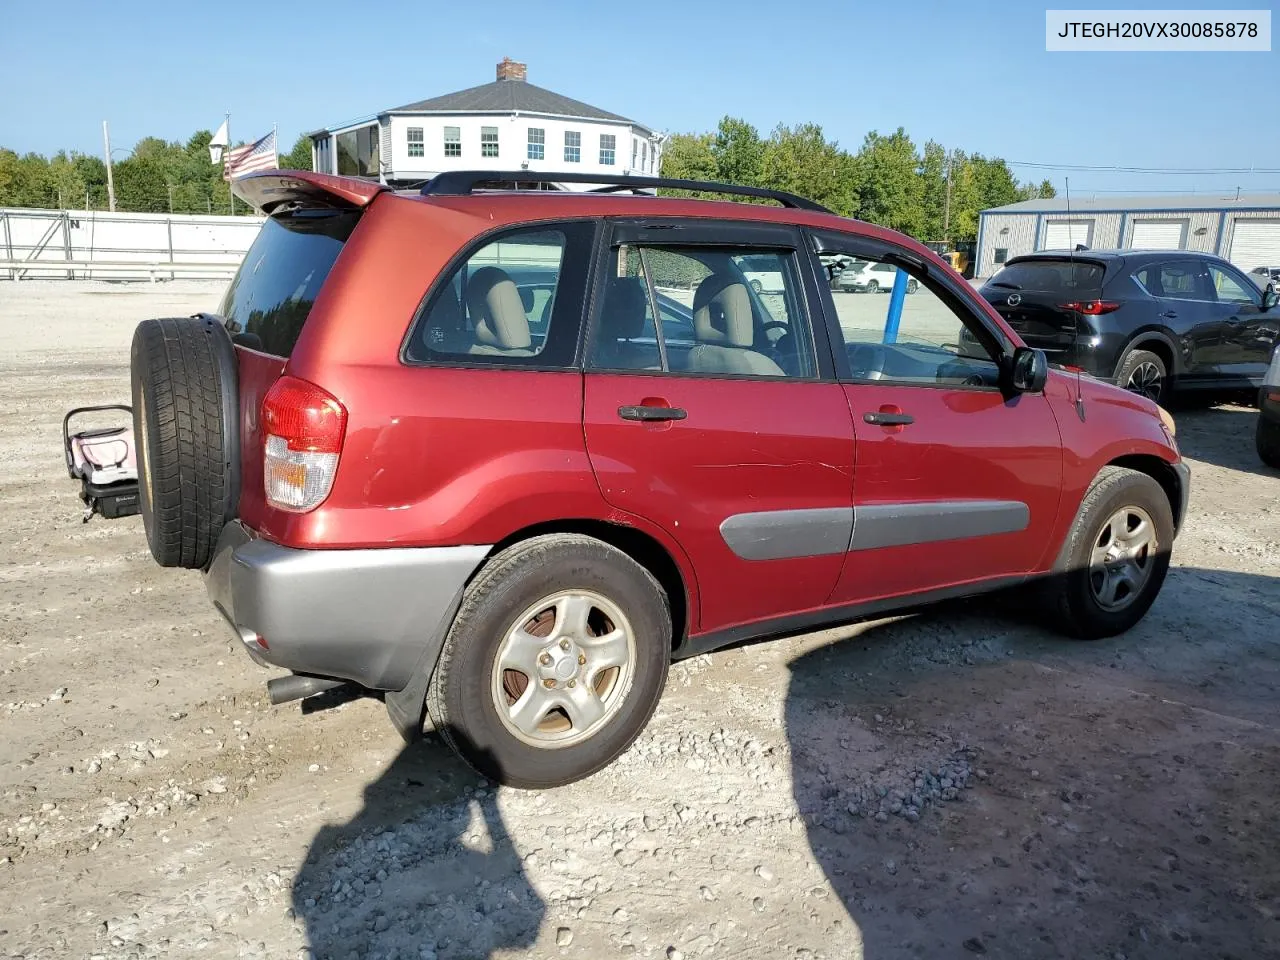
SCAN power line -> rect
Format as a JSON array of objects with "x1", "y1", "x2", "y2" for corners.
[{"x1": 1006, "y1": 160, "x2": 1280, "y2": 175}]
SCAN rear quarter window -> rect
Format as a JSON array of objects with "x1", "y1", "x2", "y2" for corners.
[{"x1": 219, "y1": 210, "x2": 359, "y2": 357}]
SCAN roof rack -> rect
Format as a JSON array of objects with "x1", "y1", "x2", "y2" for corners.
[{"x1": 419, "y1": 170, "x2": 832, "y2": 213}]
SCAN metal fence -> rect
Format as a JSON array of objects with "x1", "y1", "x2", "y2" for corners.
[{"x1": 0, "y1": 207, "x2": 263, "y2": 281}]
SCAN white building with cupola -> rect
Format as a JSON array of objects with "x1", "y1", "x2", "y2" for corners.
[{"x1": 308, "y1": 58, "x2": 666, "y2": 191}]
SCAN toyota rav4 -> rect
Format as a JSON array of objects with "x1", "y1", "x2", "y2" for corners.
[{"x1": 129, "y1": 170, "x2": 1190, "y2": 788}]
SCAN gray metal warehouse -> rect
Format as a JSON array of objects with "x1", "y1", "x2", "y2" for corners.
[{"x1": 975, "y1": 192, "x2": 1280, "y2": 279}]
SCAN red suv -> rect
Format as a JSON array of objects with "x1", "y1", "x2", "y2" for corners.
[{"x1": 129, "y1": 170, "x2": 1189, "y2": 788}]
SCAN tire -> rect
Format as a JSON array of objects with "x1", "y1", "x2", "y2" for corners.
[
  {"x1": 1116, "y1": 348, "x2": 1167, "y2": 405},
  {"x1": 866, "y1": 280, "x2": 880, "y2": 294},
  {"x1": 427, "y1": 534, "x2": 671, "y2": 788},
  {"x1": 750, "y1": 279, "x2": 764, "y2": 294},
  {"x1": 1044, "y1": 466, "x2": 1174, "y2": 640},
  {"x1": 1258, "y1": 415, "x2": 1280, "y2": 469},
  {"x1": 906, "y1": 278, "x2": 919, "y2": 294},
  {"x1": 129, "y1": 316, "x2": 239, "y2": 570}
]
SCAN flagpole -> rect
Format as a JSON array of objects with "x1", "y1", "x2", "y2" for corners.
[{"x1": 226, "y1": 112, "x2": 234, "y2": 215}]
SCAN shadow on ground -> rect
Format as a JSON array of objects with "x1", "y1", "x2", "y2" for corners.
[
  {"x1": 786, "y1": 565, "x2": 1280, "y2": 959},
  {"x1": 1169, "y1": 401, "x2": 1274, "y2": 477},
  {"x1": 293, "y1": 738, "x2": 543, "y2": 960}
]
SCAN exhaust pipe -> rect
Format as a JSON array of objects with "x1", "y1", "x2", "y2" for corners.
[{"x1": 267, "y1": 674, "x2": 348, "y2": 705}]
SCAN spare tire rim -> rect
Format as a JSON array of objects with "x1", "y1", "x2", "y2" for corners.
[
  {"x1": 1125, "y1": 361, "x2": 1162, "y2": 402},
  {"x1": 491, "y1": 590, "x2": 637, "y2": 749},
  {"x1": 1089, "y1": 505, "x2": 1157, "y2": 612}
]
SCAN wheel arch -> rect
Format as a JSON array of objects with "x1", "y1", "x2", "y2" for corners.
[
  {"x1": 1104, "y1": 454, "x2": 1186, "y2": 532},
  {"x1": 1115, "y1": 330, "x2": 1178, "y2": 380},
  {"x1": 485, "y1": 519, "x2": 693, "y2": 651}
]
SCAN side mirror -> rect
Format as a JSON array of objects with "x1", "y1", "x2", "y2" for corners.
[
  {"x1": 1264, "y1": 285, "x2": 1278, "y2": 311},
  {"x1": 1010, "y1": 346, "x2": 1048, "y2": 393}
]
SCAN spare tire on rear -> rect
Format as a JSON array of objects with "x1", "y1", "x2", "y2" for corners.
[{"x1": 130, "y1": 316, "x2": 240, "y2": 569}]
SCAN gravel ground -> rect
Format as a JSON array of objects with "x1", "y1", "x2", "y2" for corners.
[{"x1": 2, "y1": 280, "x2": 1279, "y2": 960}]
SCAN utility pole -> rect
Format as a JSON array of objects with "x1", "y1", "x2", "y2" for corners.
[
  {"x1": 167, "y1": 183, "x2": 174, "y2": 213},
  {"x1": 943, "y1": 149, "x2": 953, "y2": 241},
  {"x1": 102, "y1": 121, "x2": 117, "y2": 213}
]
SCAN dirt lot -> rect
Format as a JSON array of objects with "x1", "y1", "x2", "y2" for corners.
[{"x1": 2, "y1": 280, "x2": 1279, "y2": 960}]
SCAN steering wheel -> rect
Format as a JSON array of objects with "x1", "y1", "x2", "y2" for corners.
[
  {"x1": 761, "y1": 320, "x2": 790, "y2": 344},
  {"x1": 848, "y1": 344, "x2": 887, "y2": 380}
]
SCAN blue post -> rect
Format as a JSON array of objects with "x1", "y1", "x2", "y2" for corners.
[{"x1": 883, "y1": 268, "x2": 909, "y2": 344}]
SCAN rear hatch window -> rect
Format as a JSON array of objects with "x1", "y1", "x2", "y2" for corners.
[
  {"x1": 219, "y1": 210, "x2": 359, "y2": 357},
  {"x1": 986, "y1": 259, "x2": 1105, "y2": 298}
]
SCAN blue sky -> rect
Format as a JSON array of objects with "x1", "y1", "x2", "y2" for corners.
[{"x1": 1, "y1": 0, "x2": 1276, "y2": 196}]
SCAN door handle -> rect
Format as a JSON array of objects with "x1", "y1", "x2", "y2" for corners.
[
  {"x1": 618, "y1": 404, "x2": 687, "y2": 422},
  {"x1": 1159, "y1": 310, "x2": 1178, "y2": 319},
  {"x1": 864, "y1": 411, "x2": 914, "y2": 426}
]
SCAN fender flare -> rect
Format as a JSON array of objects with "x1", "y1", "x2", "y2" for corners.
[{"x1": 1113, "y1": 329, "x2": 1180, "y2": 380}]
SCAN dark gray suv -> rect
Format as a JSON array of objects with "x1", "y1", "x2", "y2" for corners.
[{"x1": 978, "y1": 250, "x2": 1280, "y2": 405}]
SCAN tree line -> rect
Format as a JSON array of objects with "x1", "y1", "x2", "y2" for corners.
[
  {"x1": 2, "y1": 118, "x2": 1051, "y2": 241},
  {"x1": 0, "y1": 131, "x2": 312, "y2": 215},
  {"x1": 658, "y1": 117, "x2": 1055, "y2": 243}
]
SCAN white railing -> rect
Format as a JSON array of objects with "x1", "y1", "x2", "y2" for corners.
[
  {"x1": 0, "y1": 259, "x2": 241, "y2": 281},
  {"x1": 0, "y1": 207, "x2": 258, "y2": 282}
]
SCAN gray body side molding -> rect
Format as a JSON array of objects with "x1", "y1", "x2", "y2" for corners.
[
  {"x1": 719, "y1": 507, "x2": 853, "y2": 561},
  {"x1": 849, "y1": 500, "x2": 1030, "y2": 551},
  {"x1": 719, "y1": 500, "x2": 1030, "y2": 561}
]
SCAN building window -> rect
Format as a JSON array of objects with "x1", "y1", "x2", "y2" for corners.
[
  {"x1": 444, "y1": 126, "x2": 461, "y2": 158},
  {"x1": 336, "y1": 125, "x2": 380, "y2": 177},
  {"x1": 564, "y1": 130, "x2": 581, "y2": 163},
  {"x1": 640, "y1": 141, "x2": 647, "y2": 172},
  {"x1": 481, "y1": 126, "x2": 499, "y2": 158},
  {"x1": 994, "y1": 247, "x2": 1009, "y2": 264},
  {"x1": 527, "y1": 127, "x2": 545, "y2": 161},
  {"x1": 599, "y1": 134, "x2": 616, "y2": 166},
  {"x1": 407, "y1": 127, "x2": 424, "y2": 158},
  {"x1": 631, "y1": 139, "x2": 638, "y2": 170}
]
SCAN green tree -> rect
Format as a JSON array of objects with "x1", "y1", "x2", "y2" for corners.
[
  {"x1": 0, "y1": 149, "x2": 53, "y2": 207},
  {"x1": 657, "y1": 132, "x2": 717, "y2": 198},
  {"x1": 710, "y1": 116, "x2": 764, "y2": 189},
  {"x1": 282, "y1": 134, "x2": 313, "y2": 171},
  {"x1": 759, "y1": 123, "x2": 857, "y2": 216},
  {"x1": 855, "y1": 128, "x2": 923, "y2": 235}
]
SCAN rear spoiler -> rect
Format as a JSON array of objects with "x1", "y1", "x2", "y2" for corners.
[{"x1": 231, "y1": 170, "x2": 387, "y2": 215}]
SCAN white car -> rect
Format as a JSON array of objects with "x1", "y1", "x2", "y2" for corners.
[
  {"x1": 837, "y1": 260, "x2": 919, "y2": 294},
  {"x1": 1249, "y1": 265, "x2": 1280, "y2": 291},
  {"x1": 735, "y1": 254, "x2": 786, "y2": 294}
]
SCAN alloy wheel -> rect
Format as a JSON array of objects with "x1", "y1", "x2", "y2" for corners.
[
  {"x1": 490, "y1": 590, "x2": 636, "y2": 749},
  {"x1": 1088, "y1": 505, "x2": 1158, "y2": 612},
  {"x1": 1125, "y1": 361, "x2": 1163, "y2": 402}
]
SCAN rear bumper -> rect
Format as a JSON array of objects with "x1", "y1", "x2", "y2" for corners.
[{"x1": 204, "y1": 522, "x2": 489, "y2": 690}]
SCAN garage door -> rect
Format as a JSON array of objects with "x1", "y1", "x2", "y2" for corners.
[
  {"x1": 1228, "y1": 220, "x2": 1280, "y2": 273},
  {"x1": 1043, "y1": 220, "x2": 1093, "y2": 250},
  {"x1": 1130, "y1": 219, "x2": 1186, "y2": 249}
]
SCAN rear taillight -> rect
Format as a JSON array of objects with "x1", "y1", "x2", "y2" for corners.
[
  {"x1": 1060, "y1": 300, "x2": 1121, "y2": 315},
  {"x1": 261, "y1": 375, "x2": 347, "y2": 513}
]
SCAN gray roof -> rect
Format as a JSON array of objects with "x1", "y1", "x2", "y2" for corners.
[
  {"x1": 984, "y1": 192, "x2": 1280, "y2": 214},
  {"x1": 388, "y1": 79, "x2": 645, "y2": 129}
]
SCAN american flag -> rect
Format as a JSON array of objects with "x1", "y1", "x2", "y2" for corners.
[{"x1": 223, "y1": 130, "x2": 278, "y2": 181}]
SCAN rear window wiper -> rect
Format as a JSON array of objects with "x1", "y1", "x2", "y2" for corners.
[{"x1": 987, "y1": 281, "x2": 1021, "y2": 290}]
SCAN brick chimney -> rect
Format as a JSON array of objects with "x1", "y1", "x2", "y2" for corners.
[{"x1": 496, "y1": 57, "x2": 527, "y2": 82}]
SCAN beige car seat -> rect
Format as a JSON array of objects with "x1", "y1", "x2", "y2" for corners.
[
  {"x1": 466, "y1": 266, "x2": 537, "y2": 357},
  {"x1": 686, "y1": 274, "x2": 783, "y2": 376}
]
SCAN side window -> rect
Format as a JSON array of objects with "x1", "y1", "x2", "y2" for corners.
[
  {"x1": 1207, "y1": 263, "x2": 1261, "y2": 305},
  {"x1": 590, "y1": 245, "x2": 815, "y2": 379},
  {"x1": 1157, "y1": 262, "x2": 1210, "y2": 301},
  {"x1": 405, "y1": 222, "x2": 595, "y2": 367},
  {"x1": 819, "y1": 251, "x2": 1003, "y2": 389}
]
